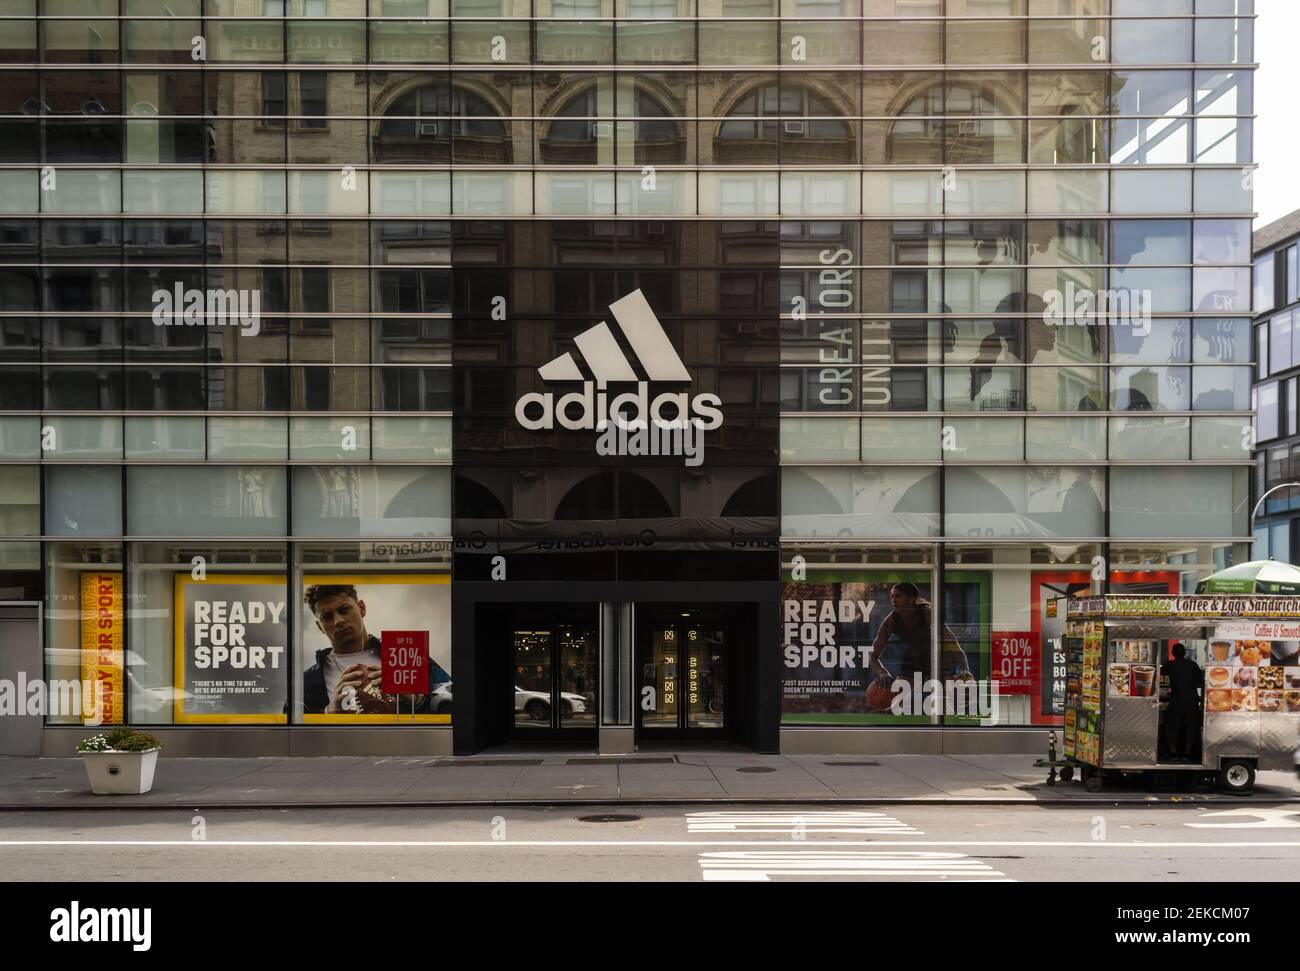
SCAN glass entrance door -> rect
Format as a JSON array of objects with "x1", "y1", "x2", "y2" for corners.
[
  {"x1": 638, "y1": 610, "x2": 727, "y2": 735},
  {"x1": 512, "y1": 624, "x2": 597, "y2": 735}
]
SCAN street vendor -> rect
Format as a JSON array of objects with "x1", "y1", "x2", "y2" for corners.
[{"x1": 1161, "y1": 642, "x2": 1203, "y2": 762}]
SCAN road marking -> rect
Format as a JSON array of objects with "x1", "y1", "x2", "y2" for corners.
[
  {"x1": 686, "y1": 810, "x2": 921, "y2": 836},
  {"x1": 1185, "y1": 808, "x2": 1300, "y2": 829},
  {"x1": 698, "y1": 850, "x2": 1005, "y2": 882}
]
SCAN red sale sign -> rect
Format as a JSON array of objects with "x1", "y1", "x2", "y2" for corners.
[
  {"x1": 381, "y1": 630, "x2": 429, "y2": 695},
  {"x1": 991, "y1": 631, "x2": 1035, "y2": 695}
]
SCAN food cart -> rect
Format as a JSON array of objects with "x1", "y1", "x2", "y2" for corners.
[{"x1": 1061, "y1": 594, "x2": 1300, "y2": 793}]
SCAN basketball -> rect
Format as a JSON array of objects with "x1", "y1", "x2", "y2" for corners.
[{"x1": 866, "y1": 680, "x2": 894, "y2": 712}]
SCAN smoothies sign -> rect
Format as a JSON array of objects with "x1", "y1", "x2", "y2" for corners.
[{"x1": 1070, "y1": 595, "x2": 1300, "y2": 619}]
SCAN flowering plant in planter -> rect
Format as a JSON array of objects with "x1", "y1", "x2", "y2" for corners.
[
  {"x1": 77, "y1": 729, "x2": 163, "y2": 794},
  {"x1": 77, "y1": 729, "x2": 162, "y2": 754}
]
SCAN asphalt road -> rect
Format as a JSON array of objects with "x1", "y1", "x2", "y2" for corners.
[{"x1": 2, "y1": 803, "x2": 1299, "y2": 882}]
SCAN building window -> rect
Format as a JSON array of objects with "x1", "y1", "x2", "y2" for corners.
[
  {"x1": 1269, "y1": 311, "x2": 1292, "y2": 375},
  {"x1": 299, "y1": 73, "x2": 327, "y2": 130},
  {"x1": 1288, "y1": 245, "x2": 1299, "y2": 307},
  {"x1": 1257, "y1": 381, "x2": 1279, "y2": 442},
  {"x1": 1255, "y1": 251, "x2": 1276, "y2": 314},
  {"x1": 261, "y1": 73, "x2": 286, "y2": 122}
]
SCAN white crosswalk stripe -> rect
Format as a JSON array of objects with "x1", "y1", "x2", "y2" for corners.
[
  {"x1": 698, "y1": 850, "x2": 1007, "y2": 882},
  {"x1": 686, "y1": 810, "x2": 922, "y2": 836}
]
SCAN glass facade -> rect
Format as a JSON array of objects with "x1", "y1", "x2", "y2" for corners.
[
  {"x1": 1251, "y1": 217, "x2": 1300, "y2": 564},
  {"x1": 0, "y1": 0, "x2": 1256, "y2": 748}
]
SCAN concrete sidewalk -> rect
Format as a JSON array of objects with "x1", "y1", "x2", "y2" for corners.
[{"x1": 2, "y1": 752, "x2": 1298, "y2": 808}]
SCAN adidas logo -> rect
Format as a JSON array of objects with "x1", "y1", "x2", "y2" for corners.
[{"x1": 514, "y1": 289, "x2": 723, "y2": 467}]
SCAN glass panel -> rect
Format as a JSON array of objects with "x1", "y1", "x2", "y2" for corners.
[
  {"x1": 641, "y1": 623, "x2": 678, "y2": 728},
  {"x1": 208, "y1": 417, "x2": 289, "y2": 460},
  {"x1": 860, "y1": 416, "x2": 942, "y2": 460},
  {"x1": 1025, "y1": 416, "x2": 1106, "y2": 461},
  {"x1": 685, "y1": 619, "x2": 724, "y2": 729},
  {"x1": 514, "y1": 628, "x2": 553, "y2": 730},
  {"x1": 127, "y1": 466, "x2": 287, "y2": 536},
  {"x1": 1193, "y1": 318, "x2": 1251, "y2": 364},
  {"x1": 944, "y1": 417, "x2": 1023, "y2": 461},
  {"x1": 290, "y1": 416, "x2": 372, "y2": 461},
  {"x1": 781, "y1": 466, "x2": 940, "y2": 538},
  {"x1": 1192, "y1": 365, "x2": 1251, "y2": 411},
  {"x1": 1192, "y1": 415, "x2": 1250, "y2": 460},
  {"x1": 1110, "y1": 466, "x2": 1247, "y2": 538},
  {"x1": 45, "y1": 466, "x2": 122, "y2": 536},
  {"x1": 0, "y1": 466, "x2": 39, "y2": 534},
  {"x1": 35, "y1": 417, "x2": 121, "y2": 463},
  {"x1": 1111, "y1": 366, "x2": 1192, "y2": 411},
  {"x1": 945, "y1": 466, "x2": 1104, "y2": 539},
  {"x1": 1113, "y1": 19, "x2": 1191, "y2": 64},
  {"x1": 1194, "y1": 168, "x2": 1252, "y2": 214},
  {"x1": 290, "y1": 465, "x2": 451, "y2": 537},
  {"x1": 781, "y1": 416, "x2": 858, "y2": 461},
  {"x1": 1110, "y1": 415, "x2": 1190, "y2": 460},
  {"x1": 1112, "y1": 170, "x2": 1191, "y2": 214},
  {"x1": 371, "y1": 416, "x2": 452, "y2": 461},
  {"x1": 557, "y1": 625, "x2": 596, "y2": 728}
]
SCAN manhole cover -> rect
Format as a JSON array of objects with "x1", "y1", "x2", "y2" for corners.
[
  {"x1": 576, "y1": 814, "x2": 642, "y2": 823},
  {"x1": 736, "y1": 766, "x2": 777, "y2": 774}
]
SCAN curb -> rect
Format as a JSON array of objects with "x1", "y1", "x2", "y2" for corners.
[{"x1": 2, "y1": 794, "x2": 1298, "y2": 811}]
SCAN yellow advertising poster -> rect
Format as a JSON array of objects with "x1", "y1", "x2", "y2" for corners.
[
  {"x1": 174, "y1": 574, "x2": 289, "y2": 724},
  {"x1": 79, "y1": 572, "x2": 124, "y2": 726}
]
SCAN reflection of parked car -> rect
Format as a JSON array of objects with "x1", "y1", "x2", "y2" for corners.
[
  {"x1": 46, "y1": 648, "x2": 193, "y2": 718},
  {"x1": 431, "y1": 681, "x2": 453, "y2": 714},
  {"x1": 515, "y1": 686, "x2": 586, "y2": 720}
]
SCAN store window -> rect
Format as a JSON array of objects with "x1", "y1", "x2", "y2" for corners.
[
  {"x1": 128, "y1": 543, "x2": 290, "y2": 726},
  {"x1": 44, "y1": 542, "x2": 125, "y2": 727},
  {"x1": 943, "y1": 544, "x2": 1101, "y2": 727},
  {"x1": 295, "y1": 568, "x2": 451, "y2": 724},
  {"x1": 780, "y1": 547, "x2": 942, "y2": 727}
]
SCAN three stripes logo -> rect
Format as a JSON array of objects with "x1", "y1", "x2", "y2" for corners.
[{"x1": 514, "y1": 289, "x2": 723, "y2": 467}]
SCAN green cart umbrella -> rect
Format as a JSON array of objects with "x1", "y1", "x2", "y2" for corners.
[{"x1": 1195, "y1": 559, "x2": 1300, "y2": 595}]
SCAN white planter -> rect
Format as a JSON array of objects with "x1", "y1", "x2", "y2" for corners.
[{"x1": 81, "y1": 749, "x2": 160, "y2": 795}]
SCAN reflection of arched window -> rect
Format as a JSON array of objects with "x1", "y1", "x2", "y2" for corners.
[
  {"x1": 887, "y1": 80, "x2": 1020, "y2": 165},
  {"x1": 716, "y1": 83, "x2": 852, "y2": 164},
  {"x1": 619, "y1": 472, "x2": 674, "y2": 519},
  {"x1": 540, "y1": 86, "x2": 684, "y2": 164},
  {"x1": 720, "y1": 474, "x2": 777, "y2": 519},
  {"x1": 554, "y1": 472, "x2": 617, "y2": 520},
  {"x1": 373, "y1": 84, "x2": 509, "y2": 163},
  {"x1": 454, "y1": 474, "x2": 508, "y2": 520}
]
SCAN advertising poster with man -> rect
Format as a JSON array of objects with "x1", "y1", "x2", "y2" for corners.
[
  {"x1": 781, "y1": 569, "x2": 990, "y2": 725},
  {"x1": 299, "y1": 574, "x2": 451, "y2": 724},
  {"x1": 173, "y1": 574, "x2": 289, "y2": 723}
]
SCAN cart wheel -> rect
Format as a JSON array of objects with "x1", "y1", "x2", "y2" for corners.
[
  {"x1": 1216, "y1": 759, "x2": 1256, "y2": 795},
  {"x1": 1083, "y1": 772, "x2": 1104, "y2": 793},
  {"x1": 1059, "y1": 766, "x2": 1074, "y2": 782}
]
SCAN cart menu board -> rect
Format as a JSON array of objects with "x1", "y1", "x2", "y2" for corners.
[
  {"x1": 1064, "y1": 619, "x2": 1104, "y2": 765},
  {"x1": 1204, "y1": 637, "x2": 1300, "y2": 715}
]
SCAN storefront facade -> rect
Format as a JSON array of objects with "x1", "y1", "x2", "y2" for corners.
[{"x1": 0, "y1": 1, "x2": 1257, "y2": 758}]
